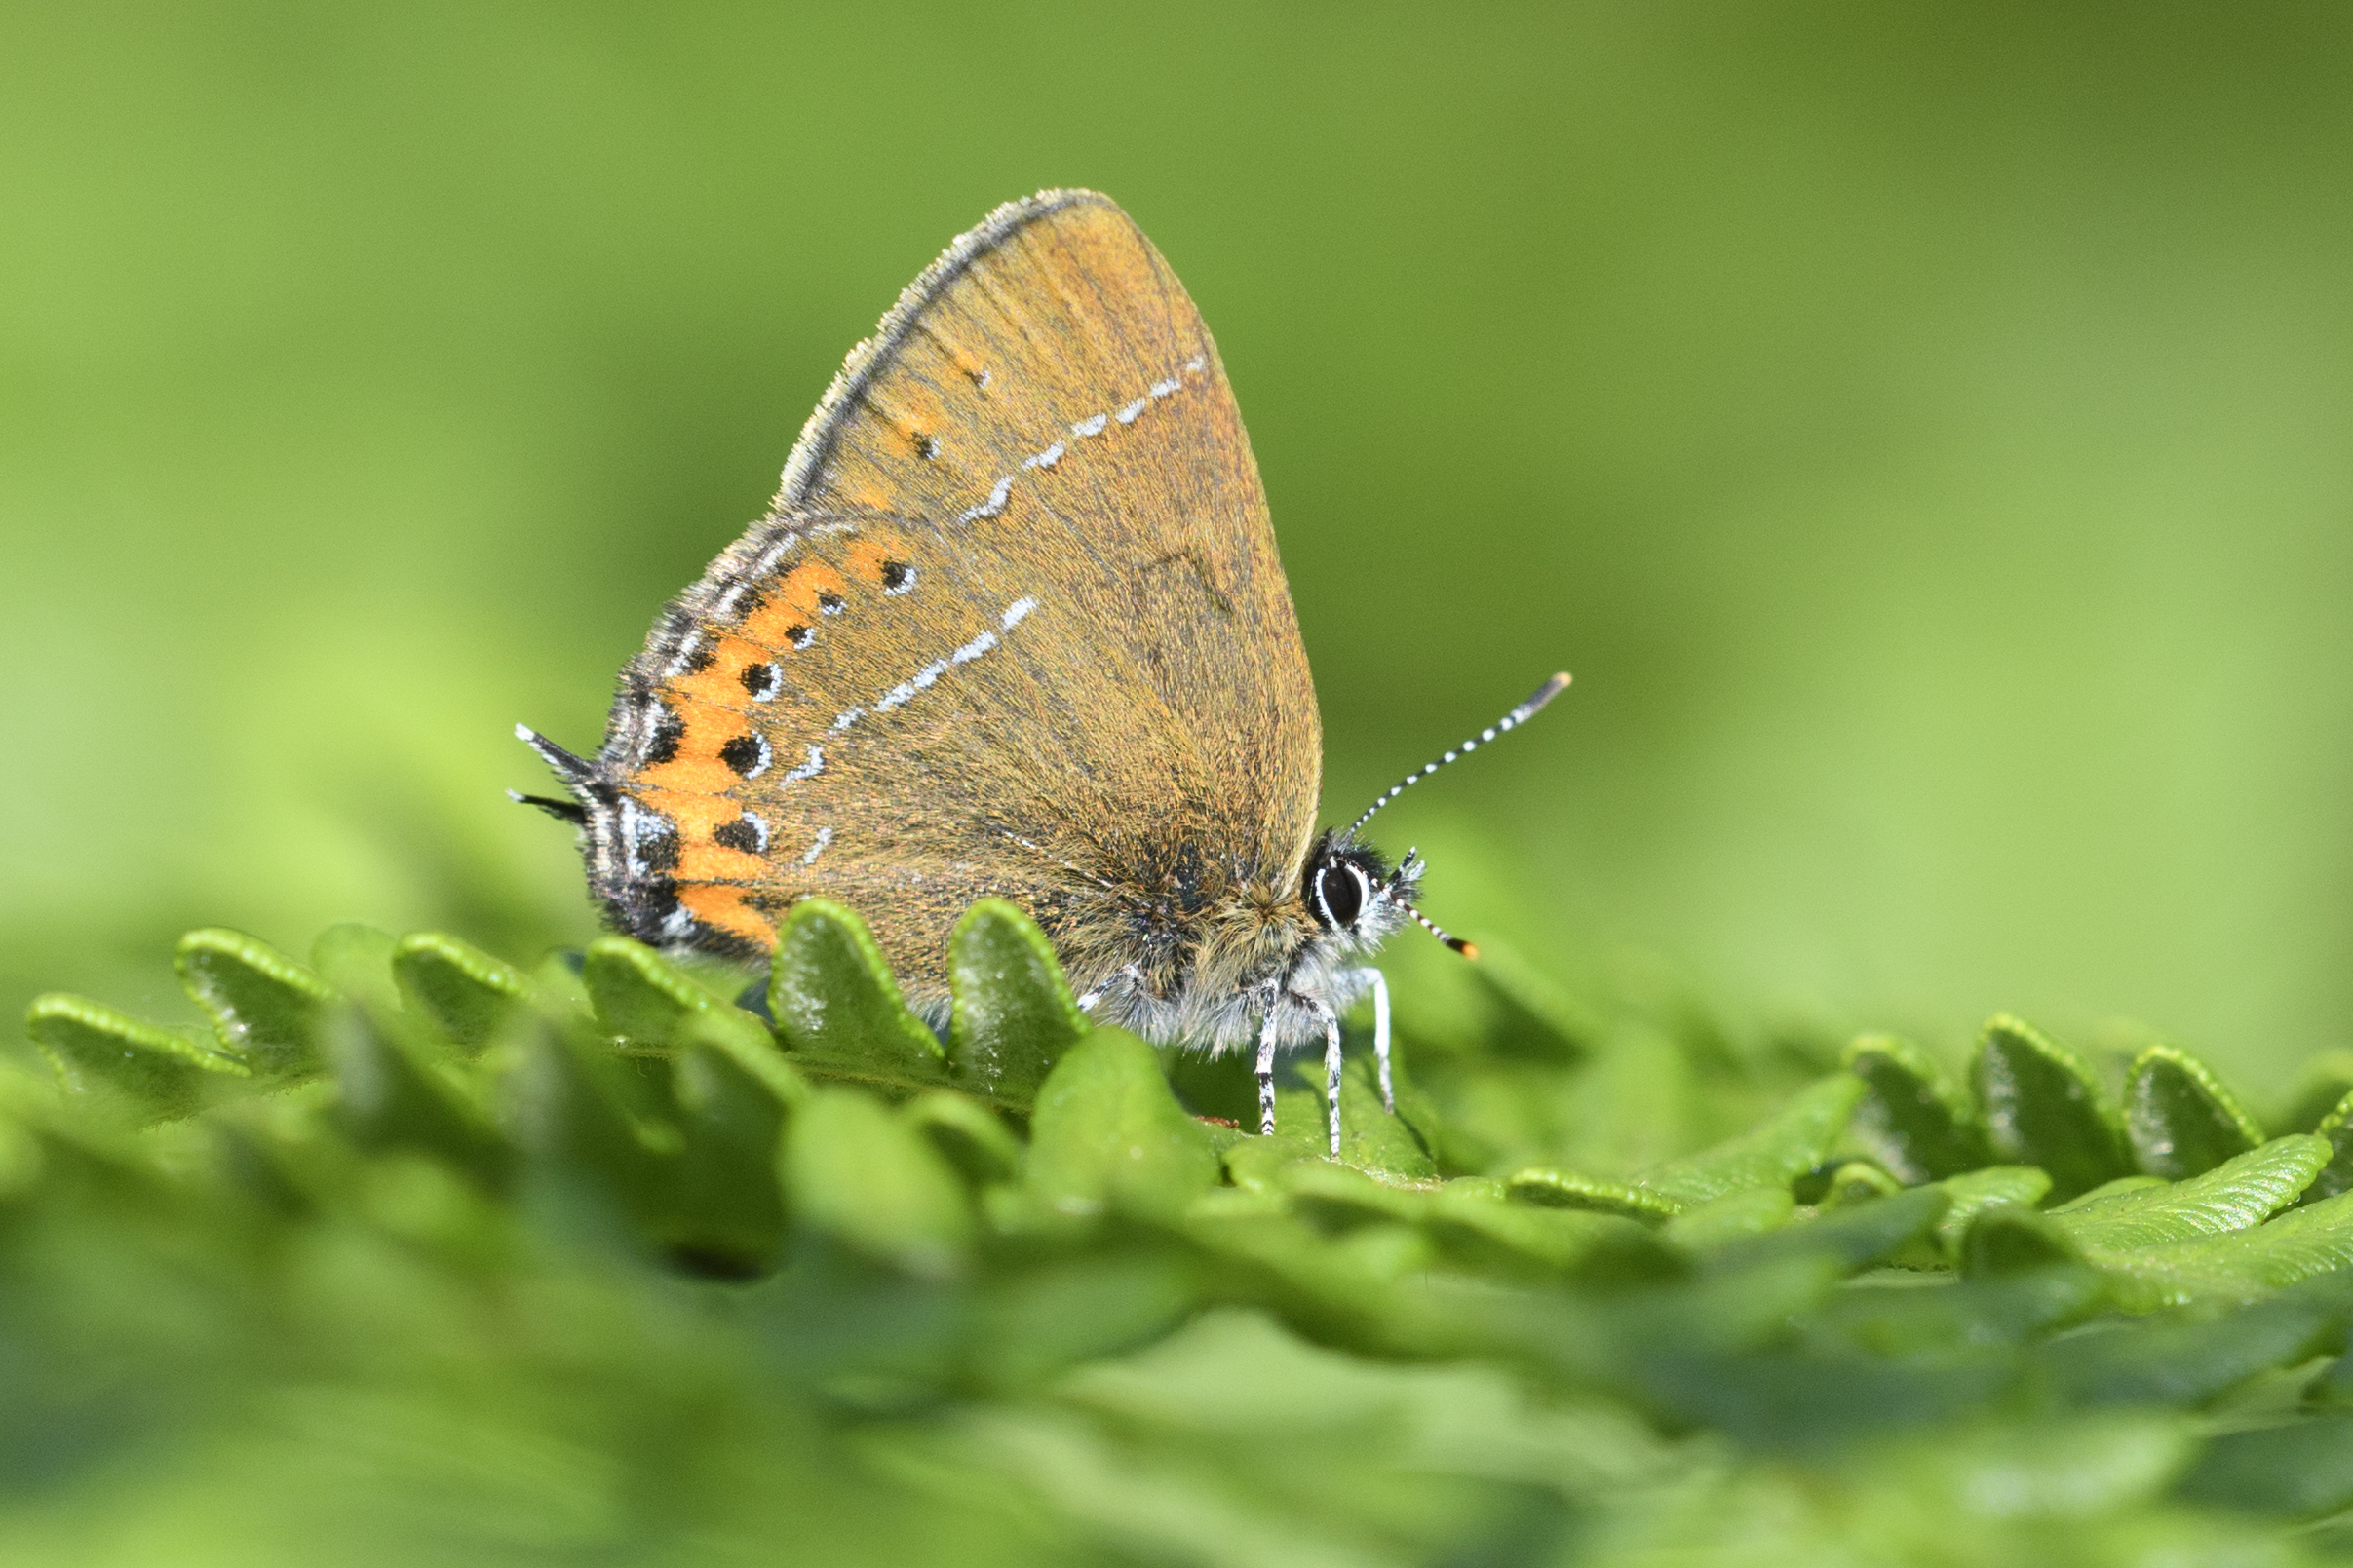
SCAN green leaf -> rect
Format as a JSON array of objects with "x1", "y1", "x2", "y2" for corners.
[
  {"x1": 2050, "y1": 1173, "x2": 2168, "y2": 1212},
  {"x1": 2121, "y1": 1044, "x2": 2263, "y2": 1180},
  {"x1": 1023, "y1": 1028, "x2": 1220, "y2": 1223},
  {"x1": 1871, "y1": 1414, "x2": 2191, "y2": 1519},
  {"x1": 2174, "y1": 1414, "x2": 2353, "y2": 1518},
  {"x1": 2306, "y1": 1349, "x2": 2353, "y2": 1410},
  {"x1": 766, "y1": 899, "x2": 950, "y2": 1093},
  {"x1": 2305, "y1": 1089, "x2": 2353, "y2": 1205},
  {"x1": 1931, "y1": 1166, "x2": 2052, "y2": 1261},
  {"x1": 1505, "y1": 1167, "x2": 1680, "y2": 1223},
  {"x1": 25, "y1": 992, "x2": 249, "y2": 1124},
  {"x1": 580, "y1": 936, "x2": 773, "y2": 1066},
  {"x1": 1715, "y1": 1185, "x2": 1951, "y2": 1275},
  {"x1": 2096, "y1": 1189, "x2": 2353, "y2": 1308},
  {"x1": 498, "y1": 1017, "x2": 676, "y2": 1225},
  {"x1": 903, "y1": 1091, "x2": 1024, "y2": 1187},
  {"x1": 0, "y1": 1104, "x2": 47, "y2": 1205},
  {"x1": 1811, "y1": 1267, "x2": 2105, "y2": 1357},
  {"x1": 1276, "y1": 1161, "x2": 1432, "y2": 1231},
  {"x1": 1842, "y1": 1033, "x2": 1988, "y2": 1183},
  {"x1": 1221, "y1": 1136, "x2": 1314, "y2": 1198},
  {"x1": 2275, "y1": 1049, "x2": 2353, "y2": 1134},
  {"x1": 784, "y1": 1087, "x2": 972, "y2": 1279},
  {"x1": 58, "y1": 899, "x2": 2353, "y2": 1562},
  {"x1": 1971, "y1": 1014, "x2": 2130, "y2": 1202},
  {"x1": 530, "y1": 950, "x2": 594, "y2": 1014},
  {"x1": 945, "y1": 899, "x2": 1085, "y2": 1103},
  {"x1": 1269, "y1": 1058, "x2": 1437, "y2": 1178},
  {"x1": 1819, "y1": 1160, "x2": 1903, "y2": 1209},
  {"x1": 2053, "y1": 1135, "x2": 2328, "y2": 1252},
  {"x1": 673, "y1": 1004, "x2": 807, "y2": 1113},
  {"x1": 1638, "y1": 1074, "x2": 1866, "y2": 1206},
  {"x1": 2032, "y1": 1293, "x2": 2350, "y2": 1408},
  {"x1": 1665, "y1": 1187, "x2": 1797, "y2": 1250},
  {"x1": 1422, "y1": 1182, "x2": 1642, "y2": 1273},
  {"x1": 175, "y1": 927, "x2": 335, "y2": 1076},
  {"x1": 310, "y1": 922, "x2": 401, "y2": 1011},
  {"x1": 1962, "y1": 1206, "x2": 2087, "y2": 1277},
  {"x1": 664, "y1": 1013, "x2": 800, "y2": 1276},
  {"x1": 322, "y1": 1003, "x2": 508, "y2": 1185},
  {"x1": 392, "y1": 931, "x2": 531, "y2": 1051}
]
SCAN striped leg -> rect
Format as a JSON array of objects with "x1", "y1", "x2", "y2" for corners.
[
  {"x1": 1316, "y1": 998, "x2": 1344, "y2": 1157},
  {"x1": 1347, "y1": 967, "x2": 1394, "y2": 1112},
  {"x1": 1254, "y1": 1013, "x2": 1279, "y2": 1136}
]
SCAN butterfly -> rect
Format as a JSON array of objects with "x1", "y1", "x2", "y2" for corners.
[{"x1": 518, "y1": 189, "x2": 1565, "y2": 1153}]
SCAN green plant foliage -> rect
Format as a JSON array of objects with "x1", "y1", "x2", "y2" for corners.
[
  {"x1": 2308, "y1": 1090, "x2": 2353, "y2": 1205},
  {"x1": 322, "y1": 1002, "x2": 508, "y2": 1185},
  {"x1": 1024, "y1": 1028, "x2": 1221, "y2": 1222},
  {"x1": 765, "y1": 898, "x2": 954, "y2": 1093},
  {"x1": 1844, "y1": 1033, "x2": 1991, "y2": 1182},
  {"x1": 2176, "y1": 1413, "x2": 2353, "y2": 1519},
  {"x1": 946, "y1": 899, "x2": 1087, "y2": 1101},
  {"x1": 25, "y1": 990, "x2": 247, "y2": 1122},
  {"x1": 2124, "y1": 1044, "x2": 2266, "y2": 1180},
  {"x1": 1640, "y1": 1073, "x2": 1865, "y2": 1205},
  {"x1": 1270, "y1": 1055, "x2": 1440, "y2": 1178},
  {"x1": 1973, "y1": 1014, "x2": 2133, "y2": 1202},
  {"x1": 20, "y1": 915, "x2": 2353, "y2": 1562},
  {"x1": 311, "y1": 921, "x2": 403, "y2": 1010},
  {"x1": 666, "y1": 1015, "x2": 802, "y2": 1274},
  {"x1": 1933, "y1": 1166, "x2": 2053, "y2": 1259},
  {"x1": 390, "y1": 930, "x2": 531, "y2": 1050},
  {"x1": 786, "y1": 1087, "x2": 974, "y2": 1278},
  {"x1": 2278, "y1": 1052, "x2": 2353, "y2": 1134},
  {"x1": 174, "y1": 926, "x2": 334, "y2": 1075},
  {"x1": 583, "y1": 934, "x2": 730, "y2": 1048},
  {"x1": 2052, "y1": 1137, "x2": 2328, "y2": 1252},
  {"x1": 1507, "y1": 1166, "x2": 1681, "y2": 1221}
]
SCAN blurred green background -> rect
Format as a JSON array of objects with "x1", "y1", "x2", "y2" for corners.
[{"x1": 5, "y1": 4, "x2": 2350, "y2": 1093}]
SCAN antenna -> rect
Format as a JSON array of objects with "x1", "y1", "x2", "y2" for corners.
[
  {"x1": 1349, "y1": 672, "x2": 1570, "y2": 836},
  {"x1": 1398, "y1": 899, "x2": 1479, "y2": 960}
]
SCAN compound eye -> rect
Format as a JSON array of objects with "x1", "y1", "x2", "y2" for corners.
[{"x1": 1315, "y1": 861, "x2": 1369, "y2": 930}]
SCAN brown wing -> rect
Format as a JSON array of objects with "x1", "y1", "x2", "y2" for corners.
[{"x1": 591, "y1": 190, "x2": 1321, "y2": 1012}]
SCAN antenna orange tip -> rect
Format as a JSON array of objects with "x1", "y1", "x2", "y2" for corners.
[{"x1": 1455, "y1": 940, "x2": 1481, "y2": 961}]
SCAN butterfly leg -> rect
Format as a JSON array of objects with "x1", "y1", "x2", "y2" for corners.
[
  {"x1": 1254, "y1": 1013, "x2": 1279, "y2": 1136},
  {"x1": 1313, "y1": 997, "x2": 1344, "y2": 1157},
  {"x1": 1343, "y1": 967, "x2": 1394, "y2": 1112},
  {"x1": 1075, "y1": 964, "x2": 1141, "y2": 1013}
]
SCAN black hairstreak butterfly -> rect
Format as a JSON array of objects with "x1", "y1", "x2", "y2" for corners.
[{"x1": 519, "y1": 190, "x2": 1566, "y2": 1152}]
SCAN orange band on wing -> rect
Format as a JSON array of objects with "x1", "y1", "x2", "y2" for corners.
[
  {"x1": 663, "y1": 634, "x2": 784, "y2": 713},
  {"x1": 633, "y1": 695, "x2": 760, "y2": 796},
  {"x1": 676, "y1": 883, "x2": 776, "y2": 948},
  {"x1": 740, "y1": 562, "x2": 849, "y2": 649},
  {"x1": 675, "y1": 843, "x2": 767, "y2": 882},
  {"x1": 632, "y1": 786, "x2": 743, "y2": 838}
]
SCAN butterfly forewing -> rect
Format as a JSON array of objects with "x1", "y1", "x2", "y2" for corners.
[{"x1": 601, "y1": 190, "x2": 1322, "y2": 1011}]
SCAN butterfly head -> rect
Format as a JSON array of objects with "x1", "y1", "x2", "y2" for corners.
[
  {"x1": 1298, "y1": 829, "x2": 1423, "y2": 948},
  {"x1": 1297, "y1": 671, "x2": 1574, "y2": 968}
]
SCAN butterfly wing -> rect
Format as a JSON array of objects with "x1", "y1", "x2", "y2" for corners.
[{"x1": 573, "y1": 190, "x2": 1321, "y2": 1015}]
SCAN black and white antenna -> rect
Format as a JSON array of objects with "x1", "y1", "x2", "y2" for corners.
[
  {"x1": 1397, "y1": 895, "x2": 1479, "y2": 959},
  {"x1": 1349, "y1": 672, "x2": 1571, "y2": 837}
]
